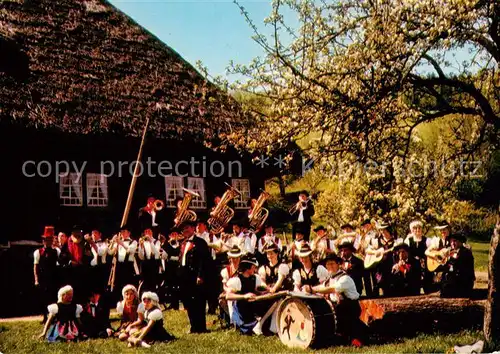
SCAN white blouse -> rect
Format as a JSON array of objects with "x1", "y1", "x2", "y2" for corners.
[
  {"x1": 292, "y1": 265, "x2": 329, "y2": 289},
  {"x1": 328, "y1": 273, "x2": 359, "y2": 303},
  {"x1": 226, "y1": 275, "x2": 263, "y2": 293},
  {"x1": 258, "y1": 263, "x2": 290, "y2": 284},
  {"x1": 145, "y1": 308, "x2": 163, "y2": 321}
]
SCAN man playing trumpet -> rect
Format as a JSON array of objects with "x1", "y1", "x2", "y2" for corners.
[
  {"x1": 138, "y1": 228, "x2": 166, "y2": 294},
  {"x1": 289, "y1": 191, "x2": 314, "y2": 241}
]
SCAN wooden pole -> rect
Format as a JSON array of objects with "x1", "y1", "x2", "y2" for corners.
[
  {"x1": 108, "y1": 115, "x2": 151, "y2": 292},
  {"x1": 121, "y1": 115, "x2": 151, "y2": 227}
]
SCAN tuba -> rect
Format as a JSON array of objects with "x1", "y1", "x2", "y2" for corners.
[
  {"x1": 208, "y1": 182, "x2": 241, "y2": 234},
  {"x1": 174, "y1": 188, "x2": 200, "y2": 227},
  {"x1": 249, "y1": 189, "x2": 270, "y2": 232}
]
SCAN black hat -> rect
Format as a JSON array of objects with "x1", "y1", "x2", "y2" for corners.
[
  {"x1": 361, "y1": 219, "x2": 372, "y2": 227},
  {"x1": 338, "y1": 240, "x2": 356, "y2": 252},
  {"x1": 450, "y1": 232, "x2": 466, "y2": 243},
  {"x1": 340, "y1": 223, "x2": 354, "y2": 230},
  {"x1": 240, "y1": 255, "x2": 259, "y2": 267},
  {"x1": 179, "y1": 220, "x2": 197, "y2": 229},
  {"x1": 263, "y1": 242, "x2": 279, "y2": 253},
  {"x1": 393, "y1": 239, "x2": 410, "y2": 252},
  {"x1": 264, "y1": 222, "x2": 273, "y2": 229},
  {"x1": 119, "y1": 224, "x2": 131, "y2": 232},
  {"x1": 324, "y1": 253, "x2": 341, "y2": 263},
  {"x1": 298, "y1": 190, "x2": 309, "y2": 197},
  {"x1": 314, "y1": 225, "x2": 327, "y2": 232},
  {"x1": 230, "y1": 218, "x2": 243, "y2": 226},
  {"x1": 72, "y1": 224, "x2": 83, "y2": 232}
]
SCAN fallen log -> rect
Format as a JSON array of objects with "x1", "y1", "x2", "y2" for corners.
[{"x1": 361, "y1": 291, "x2": 486, "y2": 341}]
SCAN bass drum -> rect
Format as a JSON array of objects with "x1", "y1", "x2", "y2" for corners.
[{"x1": 276, "y1": 294, "x2": 336, "y2": 349}]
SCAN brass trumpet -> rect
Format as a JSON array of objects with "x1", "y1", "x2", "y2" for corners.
[{"x1": 153, "y1": 199, "x2": 165, "y2": 211}]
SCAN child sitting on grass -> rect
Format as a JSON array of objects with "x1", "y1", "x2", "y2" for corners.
[
  {"x1": 127, "y1": 292, "x2": 175, "y2": 348},
  {"x1": 38, "y1": 285, "x2": 84, "y2": 342},
  {"x1": 114, "y1": 284, "x2": 145, "y2": 341}
]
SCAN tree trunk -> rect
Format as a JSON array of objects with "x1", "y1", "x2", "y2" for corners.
[
  {"x1": 484, "y1": 209, "x2": 500, "y2": 344},
  {"x1": 363, "y1": 294, "x2": 485, "y2": 341},
  {"x1": 278, "y1": 173, "x2": 286, "y2": 198}
]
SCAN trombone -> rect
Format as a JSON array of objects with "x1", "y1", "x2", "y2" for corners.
[{"x1": 288, "y1": 196, "x2": 312, "y2": 215}]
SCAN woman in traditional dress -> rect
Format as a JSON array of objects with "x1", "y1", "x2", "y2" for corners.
[
  {"x1": 38, "y1": 285, "x2": 84, "y2": 342},
  {"x1": 128, "y1": 292, "x2": 175, "y2": 348}
]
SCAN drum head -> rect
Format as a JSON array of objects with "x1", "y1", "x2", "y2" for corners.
[{"x1": 276, "y1": 297, "x2": 317, "y2": 349}]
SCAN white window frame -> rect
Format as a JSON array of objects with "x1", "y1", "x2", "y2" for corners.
[
  {"x1": 86, "y1": 173, "x2": 108, "y2": 207},
  {"x1": 165, "y1": 176, "x2": 184, "y2": 208},
  {"x1": 187, "y1": 177, "x2": 206, "y2": 209},
  {"x1": 59, "y1": 173, "x2": 83, "y2": 206},
  {"x1": 231, "y1": 178, "x2": 251, "y2": 209}
]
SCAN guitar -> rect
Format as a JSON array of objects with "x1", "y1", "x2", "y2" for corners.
[
  {"x1": 426, "y1": 248, "x2": 450, "y2": 271},
  {"x1": 364, "y1": 246, "x2": 394, "y2": 269}
]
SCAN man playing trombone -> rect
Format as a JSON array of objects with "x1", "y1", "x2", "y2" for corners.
[{"x1": 289, "y1": 190, "x2": 314, "y2": 241}]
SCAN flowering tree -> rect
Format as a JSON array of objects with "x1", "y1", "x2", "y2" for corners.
[
  {"x1": 220, "y1": 0, "x2": 499, "y2": 341},
  {"x1": 222, "y1": 0, "x2": 498, "y2": 164}
]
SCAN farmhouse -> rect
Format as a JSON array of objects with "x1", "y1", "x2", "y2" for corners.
[
  {"x1": 0, "y1": 0, "x2": 293, "y2": 316},
  {"x1": 0, "y1": 0, "x2": 284, "y2": 243}
]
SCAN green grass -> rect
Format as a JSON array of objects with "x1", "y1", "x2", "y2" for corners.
[
  {"x1": 470, "y1": 240, "x2": 490, "y2": 272},
  {"x1": 0, "y1": 311, "x2": 486, "y2": 354}
]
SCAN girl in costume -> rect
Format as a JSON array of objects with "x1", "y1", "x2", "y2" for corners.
[
  {"x1": 128, "y1": 292, "x2": 175, "y2": 348},
  {"x1": 38, "y1": 285, "x2": 84, "y2": 342},
  {"x1": 114, "y1": 284, "x2": 145, "y2": 341}
]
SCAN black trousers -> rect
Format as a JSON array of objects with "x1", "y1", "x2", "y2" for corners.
[
  {"x1": 113, "y1": 261, "x2": 137, "y2": 302},
  {"x1": 140, "y1": 259, "x2": 160, "y2": 295},
  {"x1": 335, "y1": 299, "x2": 367, "y2": 343},
  {"x1": 182, "y1": 283, "x2": 207, "y2": 333},
  {"x1": 37, "y1": 279, "x2": 57, "y2": 320}
]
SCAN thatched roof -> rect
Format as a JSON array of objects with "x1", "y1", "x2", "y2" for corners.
[{"x1": 0, "y1": 0, "x2": 251, "y2": 142}]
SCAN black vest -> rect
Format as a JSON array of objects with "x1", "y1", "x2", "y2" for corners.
[
  {"x1": 408, "y1": 237, "x2": 427, "y2": 259},
  {"x1": 38, "y1": 247, "x2": 58, "y2": 279},
  {"x1": 264, "y1": 263, "x2": 280, "y2": 285},
  {"x1": 299, "y1": 265, "x2": 319, "y2": 286},
  {"x1": 238, "y1": 274, "x2": 257, "y2": 294}
]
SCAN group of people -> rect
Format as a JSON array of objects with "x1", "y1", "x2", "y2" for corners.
[{"x1": 31, "y1": 189, "x2": 476, "y2": 348}]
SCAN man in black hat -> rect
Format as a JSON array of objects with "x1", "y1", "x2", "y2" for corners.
[
  {"x1": 313, "y1": 253, "x2": 367, "y2": 347},
  {"x1": 312, "y1": 225, "x2": 335, "y2": 263},
  {"x1": 440, "y1": 232, "x2": 475, "y2": 298},
  {"x1": 108, "y1": 225, "x2": 139, "y2": 299},
  {"x1": 33, "y1": 226, "x2": 60, "y2": 323},
  {"x1": 290, "y1": 190, "x2": 314, "y2": 241},
  {"x1": 388, "y1": 240, "x2": 421, "y2": 296},
  {"x1": 338, "y1": 239, "x2": 365, "y2": 295},
  {"x1": 178, "y1": 220, "x2": 212, "y2": 333}
]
